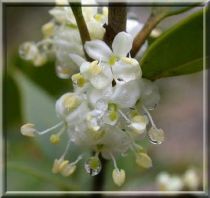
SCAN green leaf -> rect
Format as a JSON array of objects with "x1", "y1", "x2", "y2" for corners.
[
  {"x1": 4, "y1": 73, "x2": 23, "y2": 127},
  {"x1": 151, "y1": 5, "x2": 198, "y2": 19},
  {"x1": 8, "y1": 161, "x2": 78, "y2": 191},
  {"x1": 14, "y1": 56, "x2": 72, "y2": 98},
  {"x1": 141, "y1": 9, "x2": 205, "y2": 80}
]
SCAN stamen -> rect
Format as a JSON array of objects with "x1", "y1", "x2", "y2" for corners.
[
  {"x1": 37, "y1": 121, "x2": 64, "y2": 135},
  {"x1": 142, "y1": 105, "x2": 157, "y2": 129},
  {"x1": 70, "y1": 155, "x2": 83, "y2": 166},
  {"x1": 61, "y1": 139, "x2": 71, "y2": 158},
  {"x1": 110, "y1": 153, "x2": 119, "y2": 171},
  {"x1": 118, "y1": 110, "x2": 131, "y2": 124}
]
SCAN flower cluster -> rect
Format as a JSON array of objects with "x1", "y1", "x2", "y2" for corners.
[
  {"x1": 19, "y1": 0, "x2": 149, "y2": 77},
  {"x1": 156, "y1": 168, "x2": 201, "y2": 191},
  {"x1": 20, "y1": 1, "x2": 164, "y2": 187}
]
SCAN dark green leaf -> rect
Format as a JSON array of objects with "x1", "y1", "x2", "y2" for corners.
[
  {"x1": 141, "y1": 9, "x2": 205, "y2": 80},
  {"x1": 4, "y1": 73, "x2": 23, "y2": 127},
  {"x1": 14, "y1": 57, "x2": 72, "y2": 98}
]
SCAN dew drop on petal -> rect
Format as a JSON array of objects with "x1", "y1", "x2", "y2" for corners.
[
  {"x1": 148, "y1": 127, "x2": 164, "y2": 144},
  {"x1": 84, "y1": 156, "x2": 102, "y2": 176}
]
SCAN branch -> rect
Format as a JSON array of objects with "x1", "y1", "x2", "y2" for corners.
[
  {"x1": 103, "y1": 3, "x2": 127, "y2": 47},
  {"x1": 130, "y1": 14, "x2": 164, "y2": 57},
  {"x1": 70, "y1": 3, "x2": 91, "y2": 60}
]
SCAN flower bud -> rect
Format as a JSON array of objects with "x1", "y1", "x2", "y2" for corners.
[
  {"x1": 136, "y1": 152, "x2": 152, "y2": 169},
  {"x1": 20, "y1": 123, "x2": 36, "y2": 137},
  {"x1": 33, "y1": 53, "x2": 47, "y2": 67},
  {"x1": 19, "y1": 42, "x2": 38, "y2": 61},
  {"x1": 50, "y1": 134, "x2": 60, "y2": 144},
  {"x1": 183, "y1": 169, "x2": 199, "y2": 190},
  {"x1": 42, "y1": 22, "x2": 55, "y2": 38},
  {"x1": 112, "y1": 169, "x2": 126, "y2": 187}
]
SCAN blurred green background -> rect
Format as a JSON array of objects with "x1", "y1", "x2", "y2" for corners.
[{"x1": 4, "y1": 5, "x2": 204, "y2": 191}]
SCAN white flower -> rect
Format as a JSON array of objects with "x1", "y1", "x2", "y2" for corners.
[
  {"x1": 80, "y1": 60, "x2": 113, "y2": 89},
  {"x1": 84, "y1": 31, "x2": 133, "y2": 62},
  {"x1": 55, "y1": 92, "x2": 90, "y2": 125}
]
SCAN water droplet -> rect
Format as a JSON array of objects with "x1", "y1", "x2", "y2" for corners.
[
  {"x1": 148, "y1": 127, "x2": 164, "y2": 144},
  {"x1": 84, "y1": 156, "x2": 102, "y2": 176}
]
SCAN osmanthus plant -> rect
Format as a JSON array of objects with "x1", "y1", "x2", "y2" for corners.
[{"x1": 18, "y1": 0, "x2": 205, "y2": 189}]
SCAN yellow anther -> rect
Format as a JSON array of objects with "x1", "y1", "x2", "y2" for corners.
[
  {"x1": 42, "y1": 22, "x2": 55, "y2": 38},
  {"x1": 58, "y1": 160, "x2": 69, "y2": 172},
  {"x1": 63, "y1": 94, "x2": 80, "y2": 111},
  {"x1": 52, "y1": 158, "x2": 69, "y2": 174},
  {"x1": 112, "y1": 169, "x2": 126, "y2": 187},
  {"x1": 132, "y1": 115, "x2": 148, "y2": 124},
  {"x1": 94, "y1": 14, "x2": 103, "y2": 22},
  {"x1": 50, "y1": 134, "x2": 60, "y2": 144},
  {"x1": 108, "y1": 103, "x2": 117, "y2": 111},
  {"x1": 109, "y1": 111, "x2": 118, "y2": 121},
  {"x1": 121, "y1": 57, "x2": 138, "y2": 65},
  {"x1": 109, "y1": 55, "x2": 117, "y2": 65},
  {"x1": 20, "y1": 123, "x2": 36, "y2": 137},
  {"x1": 89, "y1": 61, "x2": 102, "y2": 75},
  {"x1": 136, "y1": 152, "x2": 152, "y2": 169},
  {"x1": 72, "y1": 73, "x2": 86, "y2": 87},
  {"x1": 61, "y1": 164, "x2": 76, "y2": 177}
]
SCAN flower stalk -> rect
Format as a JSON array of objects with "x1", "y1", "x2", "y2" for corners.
[
  {"x1": 131, "y1": 13, "x2": 163, "y2": 57},
  {"x1": 70, "y1": 3, "x2": 92, "y2": 61},
  {"x1": 103, "y1": 3, "x2": 127, "y2": 47}
]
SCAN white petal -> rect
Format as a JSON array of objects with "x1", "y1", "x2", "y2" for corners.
[
  {"x1": 90, "y1": 74, "x2": 112, "y2": 89},
  {"x1": 87, "y1": 21, "x2": 105, "y2": 40},
  {"x1": 87, "y1": 85, "x2": 112, "y2": 106},
  {"x1": 89, "y1": 64, "x2": 112, "y2": 89},
  {"x1": 127, "y1": 19, "x2": 144, "y2": 37},
  {"x1": 112, "y1": 32, "x2": 133, "y2": 57},
  {"x1": 100, "y1": 125, "x2": 131, "y2": 159},
  {"x1": 80, "y1": 61, "x2": 91, "y2": 78},
  {"x1": 66, "y1": 102, "x2": 90, "y2": 124},
  {"x1": 69, "y1": 53, "x2": 86, "y2": 67},
  {"x1": 111, "y1": 80, "x2": 141, "y2": 108},
  {"x1": 84, "y1": 40, "x2": 112, "y2": 61},
  {"x1": 112, "y1": 59, "x2": 141, "y2": 82}
]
